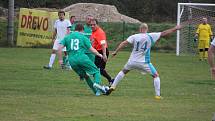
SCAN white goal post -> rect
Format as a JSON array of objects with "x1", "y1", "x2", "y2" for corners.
[{"x1": 177, "y1": 3, "x2": 215, "y2": 56}]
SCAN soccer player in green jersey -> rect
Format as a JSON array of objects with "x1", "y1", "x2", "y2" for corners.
[
  {"x1": 58, "y1": 23, "x2": 106, "y2": 96},
  {"x1": 69, "y1": 16, "x2": 76, "y2": 32},
  {"x1": 76, "y1": 15, "x2": 95, "y2": 81},
  {"x1": 61, "y1": 15, "x2": 77, "y2": 70},
  {"x1": 83, "y1": 15, "x2": 93, "y2": 39},
  {"x1": 83, "y1": 15, "x2": 95, "y2": 62}
]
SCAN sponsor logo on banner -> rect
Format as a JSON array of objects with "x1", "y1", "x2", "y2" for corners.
[{"x1": 17, "y1": 8, "x2": 69, "y2": 47}]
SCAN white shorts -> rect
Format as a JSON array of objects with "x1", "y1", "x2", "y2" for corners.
[
  {"x1": 53, "y1": 39, "x2": 66, "y2": 51},
  {"x1": 124, "y1": 61, "x2": 158, "y2": 77}
]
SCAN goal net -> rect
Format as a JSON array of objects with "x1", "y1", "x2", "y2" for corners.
[{"x1": 177, "y1": 3, "x2": 215, "y2": 56}]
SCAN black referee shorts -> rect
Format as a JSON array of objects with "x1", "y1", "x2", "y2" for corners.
[{"x1": 95, "y1": 48, "x2": 109, "y2": 69}]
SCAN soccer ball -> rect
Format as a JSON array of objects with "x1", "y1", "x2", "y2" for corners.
[
  {"x1": 103, "y1": 85, "x2": 110, "y2": 91},
  {"x1": 93, "y1": 83, "x2": 109, "y2": 93}
]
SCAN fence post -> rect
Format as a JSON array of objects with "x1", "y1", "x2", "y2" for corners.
[
  {"x1": 122, "y1": 21, "x2": 125, "y2": 41},
  {"x1": 7, "y1": 0, "x2": 14, "y2": 47}
]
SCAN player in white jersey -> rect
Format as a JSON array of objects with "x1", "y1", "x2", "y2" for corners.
[
  {"x1": 208, "y1": 38, "x2": 215, "y2": 79},
  {"x1": 44, "y1": 11, "x2": 71, "y2": 69},
  {"x1": 106, "y1": 23, "x2": 181, "y2": 100}
]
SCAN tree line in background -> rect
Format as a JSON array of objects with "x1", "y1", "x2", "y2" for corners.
[{"x1": 1, "y1": 0, "x2": 215, "y2": 22}]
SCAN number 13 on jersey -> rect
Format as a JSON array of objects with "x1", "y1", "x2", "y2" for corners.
[{"x1": 71, "y1": 39, "x2": 79, "y2": 50}]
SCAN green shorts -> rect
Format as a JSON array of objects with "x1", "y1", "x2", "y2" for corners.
[
  {"x1": 69, "y1": 54, "x2": 98, "y2": 76},
  {"x1": 85, "y1": 52, "x2": 95, "y2": 62}
]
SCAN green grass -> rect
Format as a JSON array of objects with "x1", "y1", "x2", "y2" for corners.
[{"x1": 0, "y1": 48, "x2": 215, "y2": 121}]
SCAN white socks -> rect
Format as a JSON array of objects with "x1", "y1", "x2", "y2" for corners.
[
  {"x1": 153, "y1": 77, "x2": 160, "y2": 96},
  {"x1": 111, "y1": 71, "x2": 125, "y2": 88},
  {"x1": 111, "y1": 70, "x2": 160, "y2": 96},
  {"x1": 48, "y1": 54, "x2": 56, "y2": 67}
]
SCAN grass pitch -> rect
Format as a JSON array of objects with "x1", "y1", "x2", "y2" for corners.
[{"x1": 0, "y1": 48, "x2": 214, "y2": 121}]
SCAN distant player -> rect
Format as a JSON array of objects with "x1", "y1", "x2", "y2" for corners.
[
  {"x1": 195, "y1": 17, "x2": 213, "y2": 61},
  {"x1": 77, "y1": 15, "x2": 95, "y2": 81},
  {"x1": 58, "y1": 23, "x2": 107, "y2": 96},
  {"x1": 69, "y1": 15, "x2": 76, "y2": 32},
  {"x1": 83, "y1": 15, "x2": 95, "y2": 62},
  {"x1": 107, "y1": 23, "x2": 181, "y2": 99},
  {"x1": 84, "y1": 15, "x2": 93, "y2": 39},
  {"x1": 44, "y1": 11, "x2": 71, "y2": 69}
]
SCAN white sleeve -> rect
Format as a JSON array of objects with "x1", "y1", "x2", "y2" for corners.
[
  {"x1": 126, "y1": 35, "x2": 135, "y2": 44},
  {"x1": 211, "y1": 38, "x2": 215, "y2": 46},
  {"x1": 149, "y1": 32, "x2": 161, "y2": 43}
]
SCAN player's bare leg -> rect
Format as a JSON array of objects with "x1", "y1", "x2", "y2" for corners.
[{"x1": 211, "y1": 67, "x2": 215, "y2": 80}]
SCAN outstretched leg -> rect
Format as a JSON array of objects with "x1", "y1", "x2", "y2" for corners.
[{"x1": 107, "y1": 69, "x2": 129, "y2": 95}]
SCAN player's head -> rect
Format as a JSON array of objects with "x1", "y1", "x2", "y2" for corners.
[
  {"x1": 90, "y1": 18, "x2": 99, "y2": 32},
  {"x1": 75, "y1": 23, "x2": 84, "y2": 32},
  {"x1": 86, "y1": 15, "x2": 94, "y2": 25},
  {"x1": 202, "y1": 17, "x2": 207, "y2": 24},
  {"x1": 58, "y1": 11, "x2": 65, "y2": 21},
  {"x1": 139, "y1": 23, "x2": 148, "y2": 33},
  {"x1": 70, "y1": 16, "x2": 75, "y2": 24}
]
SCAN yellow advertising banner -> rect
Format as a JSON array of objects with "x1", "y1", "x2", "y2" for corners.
[{"x1": 17, "y1": 8, "x2": 69, "y2": 47}]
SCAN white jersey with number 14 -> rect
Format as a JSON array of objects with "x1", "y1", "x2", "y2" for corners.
[{"x1": 126, "y1": 32, "x2": 161, "y2": 63}]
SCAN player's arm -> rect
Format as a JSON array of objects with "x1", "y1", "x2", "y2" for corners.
[
  {"x1": 160, "y1": 25, "x2": 181, "y2": 38},
  {"x1": 53, "y1": 20, "x2": 57, "y2": 43},
  {"x1": 98, "y1": 32, "x2": 108, "y2": 62},
  {"x1": 89, "y1": 47, "x2": 103, "y2": 58},
  {"x1": 112, "y1": 40, "x2": 129, "y2": 57},
  {"x1": 84, "y1": 37, "x2": 103, "y2": 58},
  {"x1": 156, "y1": 25, "x2": 181, "y2": 43},
  {"x1": 52, "y1": 29, "x2": 57, "y2": 43},
  {"x1": 101, "y1": 41, "x2": 107, "y2": 62}
]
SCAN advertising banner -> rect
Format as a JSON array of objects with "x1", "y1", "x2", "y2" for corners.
[{"x1": 17, "y1": 8, "x2": 69, "y2": 47}]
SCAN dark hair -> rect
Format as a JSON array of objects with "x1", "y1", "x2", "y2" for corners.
[
  {"x1": 58, "y1": 10, "x2": 65, "y2": 16},
  {"x1": 75, "y1": 23, "x2": 84, "y2": 31},
  {"x1": 70, "y1": 16, "x2": 75, "y2": 19},
  {"x1": 91, "y1": 18, "x2": 98, "y2": 24}
]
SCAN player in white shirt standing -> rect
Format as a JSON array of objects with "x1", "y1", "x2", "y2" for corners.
[
  {"x1": 44, "y1": 11, "x2": 71, "y2": 69},
  {"x1": 107, "y1": 23, "x2": 181, "y2": 99}
]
